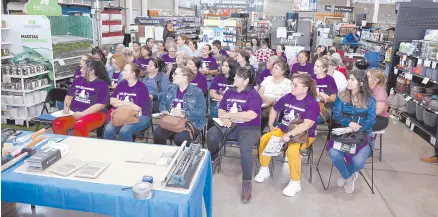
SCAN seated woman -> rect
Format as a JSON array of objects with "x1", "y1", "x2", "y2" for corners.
[
  {"x1": 143, "y1": 57, "x2": 171, "y2": 113},
  {"x1": 367, "y1": 68, "x2": 389, "y2": 131},
  {"x1": 276, "y1": 44, "x2": 287, "y2": 62},
  {"x1": 259, "y1": 60, "x2": 292, "y2": 130},
  {"x1": 153, "y1": 66, "x2": 206, "y2": 146},
  {"x1": 212, "y1": 43, "x2": 227, "y2": 66},
  {"x1": 329, "y1": 70, "x2": 376, "y2": 194},
  {"x1": 332, "y1": 53, "x2": 347, "y2": 78},
  {"x1": 187, "y1": 57, "x2": 208, "y2": 95},
  {"x1": 74, "y1": 55, "x2": 92, "y2": 79},
  {"x1": 108, "y1": 54, "x2": 126, "y2": 87},
  {"x1": 138, "y1": 45, "x2": 152, "y2": 71},
  {"x1": 104, "y1": 63, "x2": 151, "y2": 142},
  {"x1": 257, "y1": 56, "x2": 280, "y2": 85},
  {"x1": 311, "y1": 45, "x2": 327, "y2": 64},
  {"x1": 207, "y1": 67, "x2": 262, "y2": 203},
  {"x1": 290, "y1": 50, "x2": 314, "y2": 77},
  {"x1": 52, "y1": 59, "x2": 111, "y2": 137},
  {"x1": 255, "y1": 73, "x2": 319, "y2": 197},
  {"x1": 200, "y1": 44, "x2": 219, "y2": 82},
  {"x1": 153, "y1": 40, "x2": 167, "y2": 58},
  {"x1": 209, "y1": 58, "x2": 235, "y2": 119},
  {"x1": 162, "y1": 44, "x2": 177, "y2": 66},
  {"x1": 314, "y1": 57, "x2": 338, "y2": 124},
  {"x1": 236, "y1": 50, "x2": 255, "y2": 74},
  {"x1": 91, "y1": 47, "x2": 107, "y2": 64},
  {"x1": 168, "y1": 51, "x2": 188, "y2": 82},
  {"x1": 327, "y1": 55, "x2": 347, "y2": 93}
]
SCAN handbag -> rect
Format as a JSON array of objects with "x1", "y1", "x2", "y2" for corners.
[
  {"x1": 111, "y1": 107, "x2": 139, "y2": 127},
  {"x1": 331, "y1": 132, "x2": 371, "y2": 155},
  {"x1": 159, "y1": 114, "x2": 196, "y2": 140},
  {"x1": 286, "y1": 113, "x2": 309, "y2": 144}
]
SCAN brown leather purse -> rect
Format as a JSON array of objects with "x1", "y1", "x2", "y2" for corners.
[
  {"x1": 286, "y1": 113, "x2": 309, "y2": 144},
  {"x1": 111, "y1": 107, "x2": 140, "y2": 127},
  {"x1": 159, "y1": 115, "x2": 196, "y2": 140}
]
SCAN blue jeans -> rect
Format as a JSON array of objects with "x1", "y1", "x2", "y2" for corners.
[
  {"x1": 104, "y1": 116, "x2": 151, "y2": 142},
  {"x1": 329, "y1": 144, "x2": 372, "y2": 179},
  {"x1": 317, "y1": 110, "x2": 330, "y2": 124}
]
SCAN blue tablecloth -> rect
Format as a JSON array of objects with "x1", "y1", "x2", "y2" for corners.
[{"x1": 1, "y1": 133, "x2": 213, "y2": 217}]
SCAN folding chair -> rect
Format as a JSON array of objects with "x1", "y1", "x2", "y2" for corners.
[
  {"x1": 33, "y1": 88, "x2": 68, "y2": 129},
  {"x1": 133, "y1": 99, "x2": 155, "y2": 142}
]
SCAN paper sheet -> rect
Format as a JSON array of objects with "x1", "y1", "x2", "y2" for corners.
[
  {"x1": 262, "y1": 136, "x2": 284, "y2": 157},
  {"x1": 51, "y1": 110, "x2": 73, "y2": 118},
  {"x1": 213, "y1": 118, "x2": 223, "y2": 127}
]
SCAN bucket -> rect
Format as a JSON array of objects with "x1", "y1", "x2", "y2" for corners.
[
  {"x1": 407, "y1": 100, "x2": 416, "y2": 116},
  {"x1": 415, "y1": 105, "x2": 424, "y2": 122},
  {"x1": 423, "y1": 109, "x2": 437, "y2": 131}
]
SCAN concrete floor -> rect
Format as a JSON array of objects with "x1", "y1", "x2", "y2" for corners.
[{"x1": 4, "y1": 120, "x2": 438, "y2": 217}]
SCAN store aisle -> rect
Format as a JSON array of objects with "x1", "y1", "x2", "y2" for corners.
[{"x1": 5, "y1": 120, "x2": 438, "y2": 217}]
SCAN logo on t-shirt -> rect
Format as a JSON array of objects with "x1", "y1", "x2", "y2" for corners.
[
  {"x1": 119, "y1": 92, "x2": 136, "y2": 103},
  {"x1": 74, "y1": 86, "x2": 93, "y2": 104}
]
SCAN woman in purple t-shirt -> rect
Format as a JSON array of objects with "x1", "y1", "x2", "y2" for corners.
[
  {"x1": 209, "y1": 58, "x2": 235, "y2": 120},
  {"x1": 290, "y1": 50, "x2": 314, "y2": 77},
  {"x1": 52, "y1": 59, "x2": 111, "y2": 137},
  {"x1": 314, "y1": 57, "x2": 338, "y2": 124},
  {"x1": 74, "y1": 55, "x2": 92, "y2": 79},
  {"x1": 257, "y1": 55, "x2": 281, "y2": 85},
  {"x1": 109, "y1": 54, "x2": 126, "y2": 88},
  {"x1": 200, "y1": 44, "x2": 219, "y2": 80},
  {"x1": 207, "y1": 67, "x2": 262, "y2": 203},
  {"x1": 104, "y1": 63, "x2": 151, "y2": 142},
  {"x1": 138, "y1": 45, "x2": 152, "y2": 73},
  {"x1": 187, "y1": 57, "x2": 208, "y2": 95},
  {"x1": 255, "y1": 73, "x2": 319, "y2": 197},
  {"x1": 276, "y1": 44, "x2": 288, "y2": 63}
]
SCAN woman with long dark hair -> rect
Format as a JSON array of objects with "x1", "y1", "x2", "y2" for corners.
[
  {"x1": 91, "y1": 47, "x2": 107, "y2": 64},
  {"x1": 312, "y1": 45, "x2": 327, "y2": 64},
  {"x1": 144, "y1": 57, "x2": 171, "y2": 112},
  {"x1": 207, "y1": 67, "x2": 262, "y2": 203},
  {"x1": 52, "y1": 59, "x2": 110, "y2": 137},
  {"x1": 329, "y1": 70, "x2": 376, "y2": 194},
  {"x1": 187, "y1": 57, "x2": 208, "y2": 95},
  {"x1": 290, "y1": 50, "x2": 313, "y2": 77},
  {"x1": 209, "y1": 58, "x2": 236, "y2": 119}
]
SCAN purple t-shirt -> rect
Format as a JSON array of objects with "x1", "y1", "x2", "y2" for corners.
[
  {"x1": 138, "y1": 57, "x2": 151, "y2": 71},
  {"x1": 291, "y1": 62, "x2": 314, "y2": 77},
  {"x1": 201, "y1": 56, "x2": 219, "y2": 71},
  {"x1": 220, "y1": 49, "x2": 229, "y2": 57},
  {"x1": 219, "y1": 87, "x2": 262, "y2": 127},
  {"x1": 172, "y1": 89, "x2": 186, "y2": 109},
  {"x1": 315, "y1": 75, "x2": 338, "y2": 96},
  {"x1": 210, "y1": 75, "x2": 232, "y2": 95},
  {"x1": 132, "y1": 59, "x2": 142, "y2": 68},
  {"x1": 112, "y1": 72, "x2": 121, "y2": 85},
  {"x1": 67, "y1": 77, "x2": 109, "y2": 112},
  {"x1": 274, "y1": 93, "x2": 319, "y2": 137},
  {"x1": 74, "y1": 67, "x2": 81, "y2": 79},
  {"x1": 191, "y1": 71, "x2": 208, "y2": 94},
  {"x1": 111, "y1": 80, "x2": 150, "y2": 116},
  {"x1": 257, "y1": 69, "x2": 271, "y2": 85},
  {"x1": 161, "y1": 54, "x2": 176, "y2": 65}
]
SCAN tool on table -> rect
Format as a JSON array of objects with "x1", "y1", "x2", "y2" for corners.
[
  {"x1": 1, "y1": 128, "x2": 47, "y2": 172},
  {"x1": 166, "y1": 143, "x2": 204, "y2": 188}
]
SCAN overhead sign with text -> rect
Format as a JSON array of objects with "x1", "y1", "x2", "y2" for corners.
[
  {"x1": 134, "y1": 17, "x2": 166, "y2": 26},
  {"x1": 324, "y1": 5, "x2": 354, "y2": 13}
]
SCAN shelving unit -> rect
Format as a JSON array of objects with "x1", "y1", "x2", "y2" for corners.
[
  {"x1": 162, "y1": 16, "x2": 201, "y2": 40},
  {"x1": 3, "y1": 71, "x2": 49, "y2": 79},
  {"x1": 1, "y1": 55, "x2": 13, "y2": 60}
]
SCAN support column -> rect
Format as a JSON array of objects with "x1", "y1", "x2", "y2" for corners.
[
  {"x1": 174, "y1": 0, "x2": 178, "y2": 15},
  {"x1": 126, "y1": 0, "x2": 132, "y2": 29},
  {"x1": 373, "y1": 0, "x2": 380, "y2": 23},
  {"x1": 142, "y1": 0, "x2": 147, "y2": 16}
]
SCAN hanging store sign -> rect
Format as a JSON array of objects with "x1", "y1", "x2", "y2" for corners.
[
  {"x1": 25, "y1": 0, "x2": 62, "y2": 16},
  {"x1": 134, "y1": 17, "x2": 166, "y2": 26},
  {"x1": 324, "y1": 5, "x2": 354, "y2": 13},
  {"x1": 202, "y1": 3, "x2": 257, "y2": 11}
]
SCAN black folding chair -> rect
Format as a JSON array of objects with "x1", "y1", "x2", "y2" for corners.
[{"x1": 32, "y1": 88, "x2": 68, "y2": 129}]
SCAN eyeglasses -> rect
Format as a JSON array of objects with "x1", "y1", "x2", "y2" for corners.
[{"x1": 290, "y1": 83, "x2": 305, "y2": 88}]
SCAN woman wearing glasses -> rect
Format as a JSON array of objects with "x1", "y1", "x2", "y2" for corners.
[
  {"x1": 329, "y1": 70, "x2": 376, "y2": 194},
  {"x1": 153, "y1": 66, "x2": 206, "y2": 147},
  {"x1": 255, "y1": 73, "x2": 319, "y2": 197},
  {"x1": 207, "y1": 67, "x2": 262, "y2": 203}
]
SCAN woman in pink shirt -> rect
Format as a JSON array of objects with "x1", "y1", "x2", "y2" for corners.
[{"x1": 367, "y1": 68, "x2": 389, "y2": 131}]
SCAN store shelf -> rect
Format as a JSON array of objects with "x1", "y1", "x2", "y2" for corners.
[
  {"x1": 400, "y1": 112, "x2": 437, "y2": 143},
  {"x1": 55, "y1": 74, "x2": 74, "y2": 81},
  {"x1": 7, "y1": 100, "x2": 45, "y2": 107},
  {"x1": 394, "y1": 90, "x2": 438, "y2": 114},
  {"x1": 2, "y1": 84, "x2": 51, "y2": 93},
  {"x1": 1, "y1": 42, "x2": 12, "y2": 45},
  {"x1": 4, "y1": 71, "x2": 49, "y2": 79},
  {"x1": 396, "y1": 52, "x2": 438, "y2": 61},
  {"x1": 361, "y1": 38, "x2": 390, "y2": 45},
  {"x1": 395, "y1": 66, "x2": 438, "y2": 84},
  {"x1": 1, "y1": 55, "x2": 13, "y2": 60}
]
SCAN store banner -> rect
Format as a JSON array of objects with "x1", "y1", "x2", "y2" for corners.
[
  {"x1": 2, "y1": 15, "x2": 54, "y2": 81},
  {"x1": 134, "y1": 17, "x2": 166, "y2": 26},
  {"x1": 324, "y1": 5, "x2": 354, "y2": 13},
  {"x1": 202, "y1": 3, "x2": 257, "y2": 11},
  {"x1": 25, "y1": 0, "x2": 62, "y2": 16}
]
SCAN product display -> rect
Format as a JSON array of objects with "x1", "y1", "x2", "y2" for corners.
[{"x1": 167, "y1": 143, "x2": 204, "y2": 189}]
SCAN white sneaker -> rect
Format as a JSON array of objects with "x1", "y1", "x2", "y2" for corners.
[
  {"x1": 254, "y1": 167, "x2": 270, "y2": 183},
  {"x1": 337, "y1": 176, "x2": 346, "y2": 187},
  {"x1": 282, "y1": 180, "x2": 301, "y2": 197},
  {"x1": 344, "y1": 172, "x2": 358, "y2": 194}
]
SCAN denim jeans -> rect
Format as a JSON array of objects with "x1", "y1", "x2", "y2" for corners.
[
  {"x1": 317, "y1": 110, "x2": 330, "y2": 124},
  {"x1": 104, "y1": 116, "x2": 151, "y2": 142},
  {"x1": 329, "y1": 144, "x2": 372, "y2": 179}
]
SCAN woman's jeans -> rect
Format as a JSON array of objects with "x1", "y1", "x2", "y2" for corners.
[
  {"x1": 207, "y1": 125, "x2": 260, "y2": 180},
  {"x1": 329, "y1": 143, "x2": 372, "y2": 179},
  {"x1": 317, "y1": 110, "x2": 330, "y2": 124},
  {"x1": 104, "y1": 116, "x2": 151, "y2": 142},
  {"x1": 153, "y1": 125, "x2": 201, "y2": 146}
]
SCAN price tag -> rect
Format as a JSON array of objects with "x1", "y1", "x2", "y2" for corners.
[
  {"x1": 394, "y1": 68, "x2": 398, "y2": 75},
  {"x1": 422, "y1": 77, "x2": 430, "y2": 84},
  {"x1": 3, "y1": 76, "x2": 11, "y2": 83},
  {"x1": 405, "y1": 73, "x2": 413, "y2": 80},
  {"x1": 58, "y1": 59, "x2": 66, "y2": 66},
  {"x1": 15, "y1": 120, "x2": 24, "y2": 126},
  {"x1": 404, "y1": 96, "x2": 412, "y2": 101},
  {"x1": 405, "y1": 118, "x2": 411, "y2": 127},
  {"x1": 410, "y1": 123, "x2": 415, "y2": 131},
  {"x1": 417, "y1": 59, "x2": 423, "y2": 66},
  {"x1": 430, "y1": 137, "x2": 437, "y2": 145},
  {"x1": 292, "y1": 33, "x2": 302, "y2": 37},
  {"x1": 432, "y1": 62, "x2": 437, "y2": 69},
  {"x1": 424, "y1": 59, "x2": 432, "y2": 68},
  {"x1": 403, "y1": 55, "x2": 407, "y2": 61}
]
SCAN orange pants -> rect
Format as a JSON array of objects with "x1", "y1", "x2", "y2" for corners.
[
  {"x1": 52, "y1": 112, "x2": 106, "y2": 137},
  {"x1": 259, "y1": 128, "x2": 315, "y2": 181}
]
